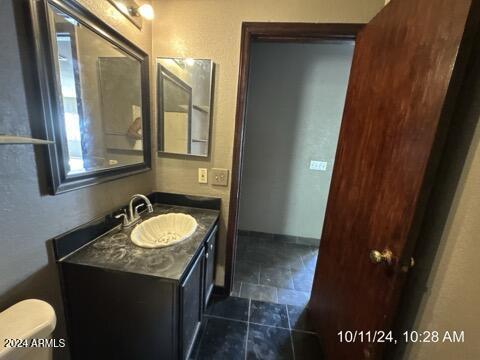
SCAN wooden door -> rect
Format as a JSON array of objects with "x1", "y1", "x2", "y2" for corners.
[{"x1": 310, "y1": 0, "x2": 480, "y2": 359}]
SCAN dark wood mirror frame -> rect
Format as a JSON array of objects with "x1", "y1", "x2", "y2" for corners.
[{"x1": 29, "y1": 0, "x2": 151, "y2": 195}]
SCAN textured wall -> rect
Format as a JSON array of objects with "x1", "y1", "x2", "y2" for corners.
[
  {"x1": 151, "y1": 0, "x2": 385, "y2": 285},
  {"x1": 238, "y1": 42, "x2": 353, "y2": 240},
  {"x1": 0, "y1": 1, "x2": 153, "y2": 358}
]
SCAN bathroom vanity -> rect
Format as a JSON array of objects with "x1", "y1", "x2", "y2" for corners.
[{"x1": 53, "y1": 193, "x2": 220, "y2": 360}]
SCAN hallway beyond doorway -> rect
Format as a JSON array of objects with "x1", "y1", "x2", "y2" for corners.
[{"x1": 233, "y1": 231, "x2": 318, "y2": 306}]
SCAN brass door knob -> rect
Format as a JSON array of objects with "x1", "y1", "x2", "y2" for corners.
[{"x1": 370, "y1": 249, "x2": 393, "y2": 265}]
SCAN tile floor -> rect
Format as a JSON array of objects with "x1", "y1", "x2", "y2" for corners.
[
  {"x1": 190, "y1": 296, "x2": 323, "y2": 360},
  {"x1": 232, "y1": 233, "x2": 318, "y2": 306}
]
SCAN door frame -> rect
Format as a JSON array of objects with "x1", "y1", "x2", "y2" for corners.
[{"x1": 224, "y1": 22, "x2": 365, "y2": 294}]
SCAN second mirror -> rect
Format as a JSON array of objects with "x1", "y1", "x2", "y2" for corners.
[{"x1": 157, "y1": 58, "x2": 214, "y2": 157}]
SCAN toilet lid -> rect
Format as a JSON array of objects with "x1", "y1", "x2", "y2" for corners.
[{"x1": 0, "y1": 299, "x2": 56, "y2": 358}]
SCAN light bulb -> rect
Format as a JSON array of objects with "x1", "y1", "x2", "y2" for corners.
[
  {"x1": 116, "y1": 3, "x2": 129, "y2": 15},
  {"x1": 138, "y1": 4, "x2": 154, "y2": 20}
]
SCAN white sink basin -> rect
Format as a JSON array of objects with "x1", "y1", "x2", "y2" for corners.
[{"x1": 131, "y1": 213, "x2": 198, "y2": 248}]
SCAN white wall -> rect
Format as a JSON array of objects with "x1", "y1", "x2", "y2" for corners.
[{"x1": 238, "y1": 42, "x2": 354, "y2": 240}]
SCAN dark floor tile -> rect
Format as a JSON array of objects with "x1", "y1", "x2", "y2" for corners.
[
  {"x1": 273, "y1": 249, "x2": 302, "y2": 263},
  {"x1": 235, "y1": 261, "x2": 260, "y2": 284},
  {"x1": 249, "y1": 300, "x2": 289, "y2": 328},
  {"x1": 235, "y1": 249, "x2": 250, "y2": 262},
  {"x1": 241, "y1": 283, "x2": 277, "y2": 303},
  {"x1": 291, "y1": 331, "x2": 324, "y2": 360},
  {"x1": 292, "y1": 271, "x2": 314, "y2": 292},
  {"x1": 302, "y1": 251, "x2": 318, "y2": 272},
  {"x1": 277, "y1": 288, "x2": 310, "y2": 307},
  {"x1": 287, "y1": 305, "x2": 315, "y2": 332},
  {"x1": 257, "y1": 255, "x2": 291, "y2": 270},
  {"x1": 206, "y1": 296, "x2": 249, "y2": 321},
  {"x1": 239, "y1": 249, "x2": 272, "y2": 264},
  {"x1": 194, "y1": 317, "x2": 248, "y2": 360},
  {"x1": 250, "y1": 231, "x2": 275, "y2": 241},
  {"x1": 236, "y1": 243, "x2": 248, "y2": 254},
  {"x1": 283, "y1": 256, "x2": 305, "y2": 271},
  {"x1": 283, "y1": 243, "x2": 316, "y2": 257},
  {"x1": 246, "y1": 324, "x2": 294, "y2": 360},
  {"x1": 259, "y1": 266, "x2": 294, "y2": 289}
]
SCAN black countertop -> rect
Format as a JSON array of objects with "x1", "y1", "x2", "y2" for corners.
[{"x1": 61, "y1": 204, "x2": 219, "y2": 281}]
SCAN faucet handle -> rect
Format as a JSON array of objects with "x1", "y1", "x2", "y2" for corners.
[
  {"x1": 134, "y1": 203, "x2": 145, "y2": 218},
  {"x1": 115, "y1": 211, "x2": 129, "y2": 227},
  {"x1": 146, "y1": 203, "x2": 154, "y2": 213}
]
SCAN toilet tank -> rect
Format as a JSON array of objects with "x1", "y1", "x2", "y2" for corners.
[{"x1": 0, "y1": 299, "x2": 56, "y2": 360}]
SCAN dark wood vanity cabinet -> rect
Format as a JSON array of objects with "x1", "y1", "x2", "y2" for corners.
[
  {"x1": 180, "y1": 225, "x2": 217, "y2": 358},
  {"x1": 60, "y1": 224, "x2": 218, "y2": 360}
]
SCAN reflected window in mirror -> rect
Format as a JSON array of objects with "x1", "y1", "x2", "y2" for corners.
[
  {"x1": 30, "y1": 0, "x2": 151, "y2": 194},
  {"x1": 157, "y1": 58, "x2": 214, "y2": 157}
]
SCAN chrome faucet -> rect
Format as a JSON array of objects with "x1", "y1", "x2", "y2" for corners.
[{"x1": 115, "y1": 194, "x2": 154, "y2": 228}]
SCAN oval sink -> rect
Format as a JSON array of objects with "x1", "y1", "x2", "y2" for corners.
[{"x1": 131, "y1": 213, "x2": 198, "y2": 248}]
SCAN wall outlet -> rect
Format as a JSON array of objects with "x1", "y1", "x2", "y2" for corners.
[
  {"x1": 211, "y1": 168, "x2": 229, "y2": 186},
  {"x1": 198, "y1": 168, "x2": 208, "y2": 183},
  {"x1": 310, "y1": 160, "x2": 328, "y2": 171}
]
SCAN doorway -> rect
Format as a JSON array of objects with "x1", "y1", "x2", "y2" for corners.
[
  {"x1": 232, "y1": 40, "x2": 354, "y2": 306},
  {"x1": 218, "y1": 1, "x2": 478, "y2": 357},
  {"x1": 225, "y1": 23, "x2": 363, "y2": 299}
]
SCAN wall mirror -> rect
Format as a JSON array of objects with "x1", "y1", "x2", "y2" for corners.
[
  {"x1": 30, "y1": 0, "x2": 151, "y2": 194},
  {"x1": 157, "y1": 58, "x2": 214, "y2": 157}
]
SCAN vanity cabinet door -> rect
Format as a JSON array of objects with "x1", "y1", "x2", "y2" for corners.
[
  {"x1": 180, "y1": 247, "x2": 205, "y2": 359},
  {"x1": 204, "y1": 227, "x2": 217, "y2": 306}
]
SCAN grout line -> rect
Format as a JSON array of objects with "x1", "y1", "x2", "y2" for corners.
[
  {"x1": 287, "y1": 267, "x2": 295, "y2": 291},
  {"x1": 203, "y1": 313, "x2": 317, "y2": 334},
  {"x1": 289, "y1": 328, "x2": 317, "y2": 335},
  {"x1": 299, "y1": 254, "x2": 307, "y2": 270},
  {"x1": 286, "y1": 305, "x2": 296, "y2": 360},
  {"x1": 247, "y1": 321, "x2": 317, "y2": 335},
  {"x1": 257, "y1": 264, "x2": 261, "y2": 284},
  {"x1": 244, "y1": 299, "x2": 251, "y2": 360},
  {"x1": 285, "y1": 304, "x2": 292, "y2": 330},
  {"x1": 203, "y1": 314, "x2": 248, "y2": 323}
]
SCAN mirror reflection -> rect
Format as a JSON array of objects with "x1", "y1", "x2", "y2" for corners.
[
  {"x1": 157, "y1": 58, "x2": 213, "y2": 157},
  {"x1": 50, "y1": 4, "x2": 146, "y2": 176}
]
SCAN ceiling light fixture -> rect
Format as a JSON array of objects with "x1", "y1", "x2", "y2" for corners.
[
  {"x1": 137, "y1": 4, "x2": 154, "y2": 20},
  {"x1": 108, "y1": 0, "x2": 153, "y2": 29}
]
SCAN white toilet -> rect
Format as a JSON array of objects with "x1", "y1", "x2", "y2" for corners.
[{"x1": 0, "y1": 299, "x2": 56, "y2": 360}]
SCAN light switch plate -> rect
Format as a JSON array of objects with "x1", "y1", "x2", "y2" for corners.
[
  {"x1": 211, "y1": 168, "x2": 229, "y2": 186},
  {"x1": 310, "y1": 160, "x2": 328, "y2": 171},
  {"x1": 198, "y1": 168, "x2": 208, "y2": 184}
]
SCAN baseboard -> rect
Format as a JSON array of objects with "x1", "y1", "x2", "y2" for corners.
[
  {"x1": 212, "y1": 285, "x2": 229, "y2": 297},
  {"x1": 238, "y1": 229, "x2": 319, "y2": 247}
]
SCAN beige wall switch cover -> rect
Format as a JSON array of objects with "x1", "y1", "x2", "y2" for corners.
[{"x1": 211, "y1": 168, "x2": 229, "y2": 186}]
